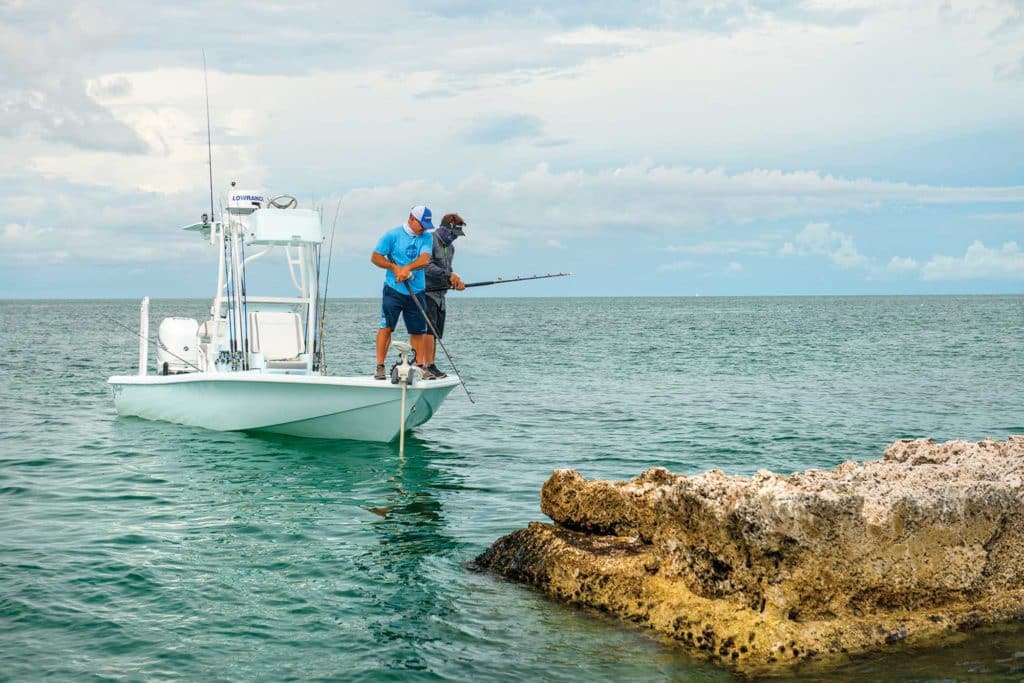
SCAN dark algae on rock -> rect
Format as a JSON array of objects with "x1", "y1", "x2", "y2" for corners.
[{"x1": 476, "y1": 437, "x2": 1024, "y2": 676}]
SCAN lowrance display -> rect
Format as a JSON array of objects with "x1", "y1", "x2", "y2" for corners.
[{"x1": 227, "y1": 190, "x2": 266, "y2": 213}]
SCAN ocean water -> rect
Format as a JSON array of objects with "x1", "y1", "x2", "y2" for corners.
[{"x1": 1, "y1": 295, "x2": 1022, "y2": 681}]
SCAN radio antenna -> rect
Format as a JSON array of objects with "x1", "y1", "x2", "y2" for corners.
[{"x1": 202, "y1": 49, "x2": 215, "y2": 225}]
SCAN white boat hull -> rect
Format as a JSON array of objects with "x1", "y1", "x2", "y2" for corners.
[{"x1": 107, "y1": 373, "x2": 459, "y2": 442}]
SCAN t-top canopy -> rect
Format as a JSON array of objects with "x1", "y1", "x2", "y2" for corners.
[{"x1": 245, "y1": 208, "x2": 323, "y2": 245}]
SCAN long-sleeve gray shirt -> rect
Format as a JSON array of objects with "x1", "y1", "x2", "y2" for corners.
[{"x1": 424, "y1": 233, "x2": 455, "y2": 308}]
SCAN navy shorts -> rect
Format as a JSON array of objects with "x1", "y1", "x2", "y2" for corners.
[
  {"x1": 379, "y1": 285, "x2": 428, "y2": 334},
  {"x1": 424, "y1": 296, "x2": 446, "y2": 339}
]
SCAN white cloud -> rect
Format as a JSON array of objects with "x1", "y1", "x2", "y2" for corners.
[
  {"x1": 830, "y1": 238, "x2": 868, "y2": 269},
  {"x1": 2, "y1": 0, "x2": 1024, "y2": 294},
  {"x1": 1, "y1": 216, "x2": 209, "y2": 266},
  {"x1": 973, "y1": 211, "x2": 1024, "y2": 223},
  {"x1": 546, "y1": 27, "x2": 648, "y2": 47},
  {"x1": 7, "y1": 161, "x2": 1024, "y2": 275},
  {"x1": 780, "y1": 222, "x2": 868, "y2": 269},
  {"x1": 886, "y1": 255, "x2": 919, "y2": 272},
  {"x1": 921, "y1": 241, "x2": 1024, "y2": 281},
  {"x1": 1, "y1": 222, "x2": 53, "y2": 243},
  {"x1": 666, "y1": 239, "x2": 771, "y2": 255},
  {"x1": 0, "y1": 4, "x2": 148, "y2": 154},
  {"x1": 317, "y1": 164, "x2": 1024, "y2": 265},
  {"x1": 657, "y1": 259, "x2": 699, "y2": 272},
  {"x1": 4, "y1": 0, "x2": 1024, "y2": 198}
]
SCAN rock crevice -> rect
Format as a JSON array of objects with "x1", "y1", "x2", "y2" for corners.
[{"x1": 476, "y1": 437, "x2": 1024, "y2": 675}]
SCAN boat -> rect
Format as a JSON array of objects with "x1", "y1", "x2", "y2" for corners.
[{"x1": 107, "y1": 187, "x2": 460, "y2": 441}]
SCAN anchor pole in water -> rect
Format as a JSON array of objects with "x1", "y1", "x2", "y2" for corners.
[
  {"x1": 391, "y1": 340, "x2": 416, "y2": 456},
  {"x1": 399, "y1": 376, "x2": 407, "y2": 458}
]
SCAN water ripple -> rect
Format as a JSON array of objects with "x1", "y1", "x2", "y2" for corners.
[{"x1": 0, "y1": 296, "x2": 1022, "y2": 680}]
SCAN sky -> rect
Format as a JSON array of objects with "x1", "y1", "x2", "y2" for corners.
[{"x1": 1, "y1": 0, "x2": 1023, "y2": 298}]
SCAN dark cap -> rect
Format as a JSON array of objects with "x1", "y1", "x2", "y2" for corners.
[{"x1": 440, "y1": 215, "x2": 466, "y2": 237}]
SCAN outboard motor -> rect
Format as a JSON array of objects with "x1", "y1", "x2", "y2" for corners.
[
  {"x1": 156, "y1": 317, "x2": 200, "y2": 374},
  {"x1": 389, "y1": 341, "x2": 421, "y2": 385}
]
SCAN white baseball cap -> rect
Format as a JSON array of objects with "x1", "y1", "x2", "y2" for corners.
[{"x1": 409, "y1": 205, "x2": 435, "y2": 230}]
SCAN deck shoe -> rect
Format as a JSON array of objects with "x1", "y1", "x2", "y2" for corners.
[
  {"x1": 426, "y1": 364, "x2": 447, "y2": 379},
  {"x1": 418, "y1": 364, "x2": 437, "y2": 380},
  {"x1": 374, "y1": 364, "x2": 386, "y2": 380}
]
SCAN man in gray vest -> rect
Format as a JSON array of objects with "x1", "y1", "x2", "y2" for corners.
[{"x1": 422, "y1": 213, "x2": 466, "y2": 378}]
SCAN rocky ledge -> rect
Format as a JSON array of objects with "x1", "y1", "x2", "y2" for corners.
[{"x1": 476, "y1": 437, "x2": 1024, "y2": 676}]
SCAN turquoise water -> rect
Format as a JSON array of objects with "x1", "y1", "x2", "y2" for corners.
[{"x1": 1, "y1": 296, "x2": 1023, "y2": 681}]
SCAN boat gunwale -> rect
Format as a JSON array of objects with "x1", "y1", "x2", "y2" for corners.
[{"x1": 106, "y1": 372, "x2": 461, "y2": 390}]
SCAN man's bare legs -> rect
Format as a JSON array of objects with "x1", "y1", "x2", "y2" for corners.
[
  {"x1": 379, "y1": 328, "x2": 428, "y2": 366},
  {"x1": 410, "y1": 333, "x2": 428, "y2": 367},
  {"x1": 375, "y1": 327, "x2": 393, "y2": 365}
]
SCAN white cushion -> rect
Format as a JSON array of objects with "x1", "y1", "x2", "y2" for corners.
[{"x1": 249, "y1": 311, "x2": 304, "y2": 360}]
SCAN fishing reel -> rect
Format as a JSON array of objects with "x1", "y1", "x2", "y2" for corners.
[{"x1": 389, "y1": 341, "x2": 421, "y2": 385}]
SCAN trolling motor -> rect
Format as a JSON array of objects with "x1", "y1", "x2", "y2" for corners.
[{"x1": 389, "y1": 341, "x2": 421, "y2": 385}]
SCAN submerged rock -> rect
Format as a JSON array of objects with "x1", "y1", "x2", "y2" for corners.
[{"x1": 476, "y1": 437, "x2": 1024, "y2": 676}]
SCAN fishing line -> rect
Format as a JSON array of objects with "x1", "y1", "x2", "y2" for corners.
[
  {"x1": 101, "y1": 312, "x2": 202, "y2": 373},
  {"x1": 401, "y1": 280, "x2": 475, "y2": 404}
]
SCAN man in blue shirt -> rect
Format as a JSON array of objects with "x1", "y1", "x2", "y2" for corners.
[{"x1": 370, "y1": 205, "x2": 436, "y2": 379}]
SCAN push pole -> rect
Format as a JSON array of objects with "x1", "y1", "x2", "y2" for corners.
[
  {"x1": 399, "y1": 375, "x2": 407, "y2": 458},
  {"x1": 390, "y1": 341, "x2": 414, "y2": 456}
]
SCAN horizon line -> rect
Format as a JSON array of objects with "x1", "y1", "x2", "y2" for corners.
[{"x1": 2, "y1": 292, "x2": 1022, "y2": 302}]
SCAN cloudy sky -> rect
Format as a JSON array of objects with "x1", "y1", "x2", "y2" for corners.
[{"x1": 2, "y1": 0, "x2": 1023, "y2": 298}]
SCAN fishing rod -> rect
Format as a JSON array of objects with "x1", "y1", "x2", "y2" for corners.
[
  {"x1": 203, "y1": 50, "x2": 242, "y2": 368},
  {"x1": 394, "y1": 274, "x2": 475, "y2": 404},
  {"x1": 312, "y1": 222, "x2": 322, "y2": 370},
  {"x1": 425, "y1": 272, "x2": 572, "y2": 293},
  {"x1": 202, "y1": 49, "x2": 215, "y2": 241},
  {"x1": 101, "y1": 312, "x2": 203, "y2": 373},
  {"x1": 238, "y1": 219, "x2": 250, "y2": 370},
  {"x1": 315, "y1": 200, "x2": 341, "y2": 374}
]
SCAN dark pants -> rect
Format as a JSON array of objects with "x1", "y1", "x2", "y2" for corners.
[{"x1": 424, "y1": 296, "x2": 446, "y2": 338}]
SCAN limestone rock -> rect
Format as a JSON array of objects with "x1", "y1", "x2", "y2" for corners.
[{"x1": 476, "y1": 437, "x2": 1024, "y2": 676}]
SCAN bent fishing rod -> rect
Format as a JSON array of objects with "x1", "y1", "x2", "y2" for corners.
[
  {"x1": 395, "y1": 276, "x2": 475, "y2": 404},
  {"x1": 101, "y1": 312, "x2": 203, "y2": 373},
  {"x1": 425, "y1": 271, "x2": 572, "y2": 293}
]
